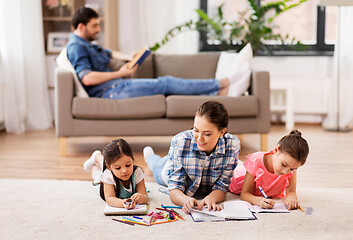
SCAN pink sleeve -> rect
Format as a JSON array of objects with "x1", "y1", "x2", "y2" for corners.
[{"x1": 243, "y1": 154, "x2": 256, "y2": 176}]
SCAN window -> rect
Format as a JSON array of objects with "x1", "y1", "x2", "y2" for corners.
[{"x1": 200, "y1": 0, "x2": 335, "y2": 55}]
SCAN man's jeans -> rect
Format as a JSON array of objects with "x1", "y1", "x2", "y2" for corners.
[{"x1": 99, "y1": 76, "x2": 220, "y2": 99}]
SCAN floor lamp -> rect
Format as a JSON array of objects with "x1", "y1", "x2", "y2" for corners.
[{"x1": 320, "y1": 0, "x2": 353, "y2": 132}]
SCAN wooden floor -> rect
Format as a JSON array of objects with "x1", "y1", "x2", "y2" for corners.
[{"x1": 1, "y1": 124, "x2": 353, "y2": 189}]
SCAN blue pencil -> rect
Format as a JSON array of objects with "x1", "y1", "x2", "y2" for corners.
[
  {"x1": 161, "y1": 204, "x2": 182, "y2": 209},
  {"x1": 258, "y1": 185, "x2": 268, "y2": 199}
]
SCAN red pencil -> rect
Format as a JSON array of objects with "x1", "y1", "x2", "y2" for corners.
[
  {"x1": 156, "y1": 207, "x2": 174, "y2": 212},
  {"x1": 172, "y1": 209, "x2": 185, "y2": 221}
]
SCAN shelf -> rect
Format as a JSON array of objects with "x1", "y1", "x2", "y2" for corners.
[
  {"x1": 46, "y1": 51, "x2": 60, "y2": 55},
  {"x1": 43, "y1": 17, "x2": 72, "y2": 21}
]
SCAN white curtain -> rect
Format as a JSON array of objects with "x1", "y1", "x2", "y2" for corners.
[
  {"x1": 323, "y1": 6, "x2": 353, "y2": 130},
  {"x1": 0, "y1": 0, "x2": 52, "y2": 133},
  {"x1": 118, "y1": 0, "x2": 200, "y2": 55}
]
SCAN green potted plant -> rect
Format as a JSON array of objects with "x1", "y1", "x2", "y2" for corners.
[{"x1": 150, "y1": 0, "x2": 308, "y2": 55}]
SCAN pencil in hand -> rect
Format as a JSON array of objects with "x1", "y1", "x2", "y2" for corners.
[{"x1": 299, "y1": 205, "x2": 304, "y2": 212}]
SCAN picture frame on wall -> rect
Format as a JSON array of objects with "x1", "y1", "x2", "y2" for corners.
[{"x1": 47, "y1": 32, "x2": 70, "y2": 52}]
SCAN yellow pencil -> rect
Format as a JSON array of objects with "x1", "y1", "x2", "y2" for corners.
[
  {"x1": 299, "y1": 205, "x2": 304, "y2": 212},
  {"x1": 121, "y1": 219, "x2": 150, "y2": 227}
]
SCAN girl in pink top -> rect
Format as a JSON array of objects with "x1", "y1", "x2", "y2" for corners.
[{"x1": 229, "y1": 130, "x2": 309, "y2": 210}]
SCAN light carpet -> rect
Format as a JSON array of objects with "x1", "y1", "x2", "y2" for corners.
[{"x1": 0, "y1": 179, "x2": 352, "y2": 240}]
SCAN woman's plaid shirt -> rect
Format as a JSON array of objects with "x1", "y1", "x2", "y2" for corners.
[{"x1": 166, "y1": 130, "x2": 240, "y2": 196}]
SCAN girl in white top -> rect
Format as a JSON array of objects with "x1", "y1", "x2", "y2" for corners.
[{"x1": 84, "y1": 139, "x2": 148, "y2": 209}]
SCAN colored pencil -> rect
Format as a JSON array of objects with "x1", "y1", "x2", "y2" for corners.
[
  {"x1": 299, "y1": 205, "x2": 304, "y2": 212},
  {"x1": 161, "y1": 204, "x2": 183, "y2": 209},
  {"x1": 112, "y1": 218, "x2": 135, "y2": 226},
  {"x1": 156, "y1": 207, "x2": 174, "y2": 212},
  {"x1": 150, "y1": 219, "x2": 176, "y2": 225},
  {"x1": 172, "y1": 209, "x2": 185, "y2": 221},
  {"x1": 121, "y1": 219, "x2": 149, "y2": 227}
]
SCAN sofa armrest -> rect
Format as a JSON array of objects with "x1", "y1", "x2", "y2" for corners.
[
  {"x1": 251, "y1": 71, "x2": 271, "y2": 133},
  {"x1": 55, "y1": 67, "x2": 74, "y2": 137}
]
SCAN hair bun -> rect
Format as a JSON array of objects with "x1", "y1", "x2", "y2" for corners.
[{"x1": 290, "y1": 129, "x2": 301, "y2": 136}]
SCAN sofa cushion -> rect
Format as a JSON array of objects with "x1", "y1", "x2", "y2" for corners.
[
  {"x1": 133, "y1": 54, "x2": 155, "y2": 78},
  {"x1": 166, "y1": 96, "x2": 258, "y2": 118},
  {"x1": 72, "y1": 95, "x2": 166, "y2": 119},
  {"x1": 56, "y1": 48, "x2": 89, "y2": 98},
  {"x1": 154, "y1": 53, "x2": 220, "y2": 79}
]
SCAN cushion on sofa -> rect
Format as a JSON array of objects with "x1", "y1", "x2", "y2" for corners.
[
  {"x1": 215, "y1": 43, "x2": 253, "y2": 80},
  {"x1": 154, "y1": 53, "x2": 220, "y2": 79},
  {"x1": 72, "y1": 95, "x2": 166, "y2": 119},
  {"x1": 133, "y1": 54, "x2": 155, "y2": 78},
  {"x1": 56, "y1": 48, "x2": 89, "y2": 98},
  {"x1": 165, "y1": 95, "x2": 258, "y2": 118}
]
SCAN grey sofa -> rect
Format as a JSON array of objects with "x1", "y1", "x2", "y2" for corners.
[{"x1": 55, "y1": 53, "x2": 270, "y2": 156}]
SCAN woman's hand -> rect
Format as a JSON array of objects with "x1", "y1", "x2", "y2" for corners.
[
  {"x1": 259, "y1": 198, "x2": 275, "y2": 209},
  {"x1": 182, "y1": 198, "x2": 202, "y2": 213},
  {"x1": 200, "y1": 198, "x2": 222, "y2": 211},
  {"x1": 284, "y1": 198, "x2": 299, "y2": 210}
]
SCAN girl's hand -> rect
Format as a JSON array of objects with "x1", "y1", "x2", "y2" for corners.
[
  {"x1": 182, "y1": 198, "x2": 201, "y2": 213},
  {"x1": 200, "y1": 198, "x2": 222, "y2": 211},
  {"x1": 131, "y1": 193, "x2": 143, "y2": 205},
  {"x1": 284, "y1": 199, "x2": 299, "y2": 210},
  {"x1": 259, "y1": 198, "x2": 275, "y2": 209},
  {"x1": 123, "y1": 198, "x2": 136, "y2": 209}
]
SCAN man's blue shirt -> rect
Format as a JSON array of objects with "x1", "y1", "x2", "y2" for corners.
[{"x1": 66, "y1": 33, "x2": 114, "y2": 97}]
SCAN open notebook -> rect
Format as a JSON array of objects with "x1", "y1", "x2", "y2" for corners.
[
  {"x1": 191, "y1": 202, "x2": 256, "y2": 222},
  {"x1": 103, "y1": 204, "x2": 148, "y2": 216},
  {"x1": 191, "y1": 200, "x2": 289, "y2": 222},
  {"x1": 224, "y1": 200, "x2": 289, "y2": 213}
]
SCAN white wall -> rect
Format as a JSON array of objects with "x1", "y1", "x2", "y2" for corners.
[
  {"x1": 253, "y1": 55, "x2": 333, "y2": 123},
  {"x1": 0, "y1": 81, "x2": 4, "y2": 129},
  {"x1": 45, "y1": 55, "x2": 57, "y2": 122},
  {"x1": 118, "y1": 0, "x2": 199, "y2": 55}
]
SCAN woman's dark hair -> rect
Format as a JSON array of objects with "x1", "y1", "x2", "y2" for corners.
[
  {"x1": 195, "y1": 101, "x2": 229, "y2": 131},
  {"x1": 99, "y1": 139, "x2": 137, "y2": 200},
  {"x1": 278, "y1": 130, "x2": 309, "y2": 165},
  {"x1": 72, "y1": 7, "x2": 99, "y2": 29}
]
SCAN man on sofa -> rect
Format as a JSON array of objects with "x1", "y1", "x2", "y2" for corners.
[{"x1": 66, "y1": 7, "x2": 251, "y2": 100}]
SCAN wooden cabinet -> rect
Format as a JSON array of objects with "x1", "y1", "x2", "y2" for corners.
[{"x1": 41, "y1": 0, "x2": 118, "y2": 54}]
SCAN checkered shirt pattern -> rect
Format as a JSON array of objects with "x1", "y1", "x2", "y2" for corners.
[{"x1": 167, "y1": 130, "x2": 240, "y2": 196}]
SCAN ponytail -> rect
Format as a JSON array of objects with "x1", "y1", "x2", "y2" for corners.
[{"x1": 277, "y1": 130, "x2": 309, "y2": 165}]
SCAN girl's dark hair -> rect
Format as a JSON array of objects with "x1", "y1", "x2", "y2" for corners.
[
  {"x1": 195, "y1": 101, "x2": 229, "y2": 131},
  {"x1": 277, "y1": 130, "x2": 309, "y2": 165},
  {"x1": 72, "y1": 7, "x2": 99, "y2": 29},
  {"x1": 99, "y1": 139, "x2": 137, "y2": 200}
]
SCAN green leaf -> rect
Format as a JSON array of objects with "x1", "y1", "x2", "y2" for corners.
[
  {"x1": 150, "y1": 0, "x2": 307, "y2": 54},
  {"x1": 195, "y1": 9, "x2": 221, "y2": 33}
]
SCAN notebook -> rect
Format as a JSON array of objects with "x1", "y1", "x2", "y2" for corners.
[
  {"x1": 190, "y1": 202, "x2": 256, "y2": 222},
  {"x1": 103, "y1": 204, "x2": 148, "y2": 216},
  {"x1": 190, "y1": 200, "x2": 289, "y2": 222},
  {"x1": 223, "y1": 200, "x2": 289, "y2": 213}
]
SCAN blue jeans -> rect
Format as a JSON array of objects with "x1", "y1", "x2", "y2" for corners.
[
  {"x1": 146, "y1": 154, "x2": 168, "y2": 186},
  {"x1": 99, "y1": 76, "x2": 220, "y2": 99}
]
